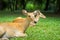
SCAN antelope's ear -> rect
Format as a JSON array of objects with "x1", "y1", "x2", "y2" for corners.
[
  {"x1": 34, "y1": 10, "x2": 40, "y2": 15},
  {"x1": 22, "y1": 10, "x2": 27, "y2": 15}
]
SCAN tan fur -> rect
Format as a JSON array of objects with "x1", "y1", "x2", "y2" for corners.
[{"x1": 13, "y1": 17, "x2": 25, "y2": 23}]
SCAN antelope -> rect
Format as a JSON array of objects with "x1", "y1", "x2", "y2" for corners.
[
  {"x1": 0, "y1": 10, "x2": 46, "y2": 40},
  {"x1": 13, "y1": 10, "x2": 46, "y2": 26}
]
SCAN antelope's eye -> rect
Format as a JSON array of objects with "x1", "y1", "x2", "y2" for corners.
[
  {"x1": 28, "y1": 16, "x2": 30, "y2": 17},
  {"x1": 35, "y1": 15, "x2": 37, "y2": 17}
]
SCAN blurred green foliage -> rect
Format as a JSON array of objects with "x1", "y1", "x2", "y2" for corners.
[
  {"x1": 0, "y1": 0, "x2": 58, "y2": 11},
  {"x1": 25, "y1": 1, "x2": 36, "y2": 11}
]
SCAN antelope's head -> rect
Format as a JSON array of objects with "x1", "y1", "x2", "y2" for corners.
[
  {"x1": 22, "y1": 10, "x2": 46, "y2": 26},
  {"x1": 30, "y1": 10, "x2": 46, "y2": 26}
]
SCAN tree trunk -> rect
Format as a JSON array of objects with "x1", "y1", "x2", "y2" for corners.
[
  {"x1": 0, "y1": 0, "x2": 6, "y2": 10},
  {"x1": 15, "y1": 0, "x2": 18, "y2": 10},
  {"x1": 44, "y1": 0, "x2": 50, "y2": 11},
  {"x1": 56, "y1": 0, "x2": 60, "y2": 13},
  {"x1": 20, "y1": 0, "x2": 26, "y2": 9}
]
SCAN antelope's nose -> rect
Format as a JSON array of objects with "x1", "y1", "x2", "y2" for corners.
[{"x1": 34, "y1": 21, "x2": 37, "y2": 23}]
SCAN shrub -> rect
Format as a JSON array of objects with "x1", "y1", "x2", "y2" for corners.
[{"x1": 25, "y1": 2, "x2": 36, "y2": 11}]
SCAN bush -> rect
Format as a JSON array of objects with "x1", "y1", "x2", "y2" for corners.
[{"x1": 25, "y1": 2, "x2": 36, "y2": 11}]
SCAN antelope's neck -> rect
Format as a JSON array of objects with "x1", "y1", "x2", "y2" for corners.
[{"x1": 23, "y1": 17, "x2": 32, "y2": 33}]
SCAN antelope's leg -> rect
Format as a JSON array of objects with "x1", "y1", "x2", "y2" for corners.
[
  {"x1": 15, "y1": 32, "x2": 27, "y2": 37},
  {"x1": 19, "y1": 33, "x2": 27, "y2": 37},
  {"x1": 0, "y1": 38, "x2": 9, "y2": 40}
]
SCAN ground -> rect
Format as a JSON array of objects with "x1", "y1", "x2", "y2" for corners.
[{"x1": 0, "y1": 11, "x2": 60, "y2": 40}]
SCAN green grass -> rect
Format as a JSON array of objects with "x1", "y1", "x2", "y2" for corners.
[{"x1": 0, "y1": 11, "x2": 60, "y2": 40}]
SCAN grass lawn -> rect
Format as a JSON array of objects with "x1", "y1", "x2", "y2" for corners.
[{"x1": 0, "y1": 11, "x2": 60, "y2": 40}]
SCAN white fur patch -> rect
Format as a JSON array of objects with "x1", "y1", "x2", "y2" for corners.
[{"x1": 14, "y1": 31, "x2": 27, "y2": 37}]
